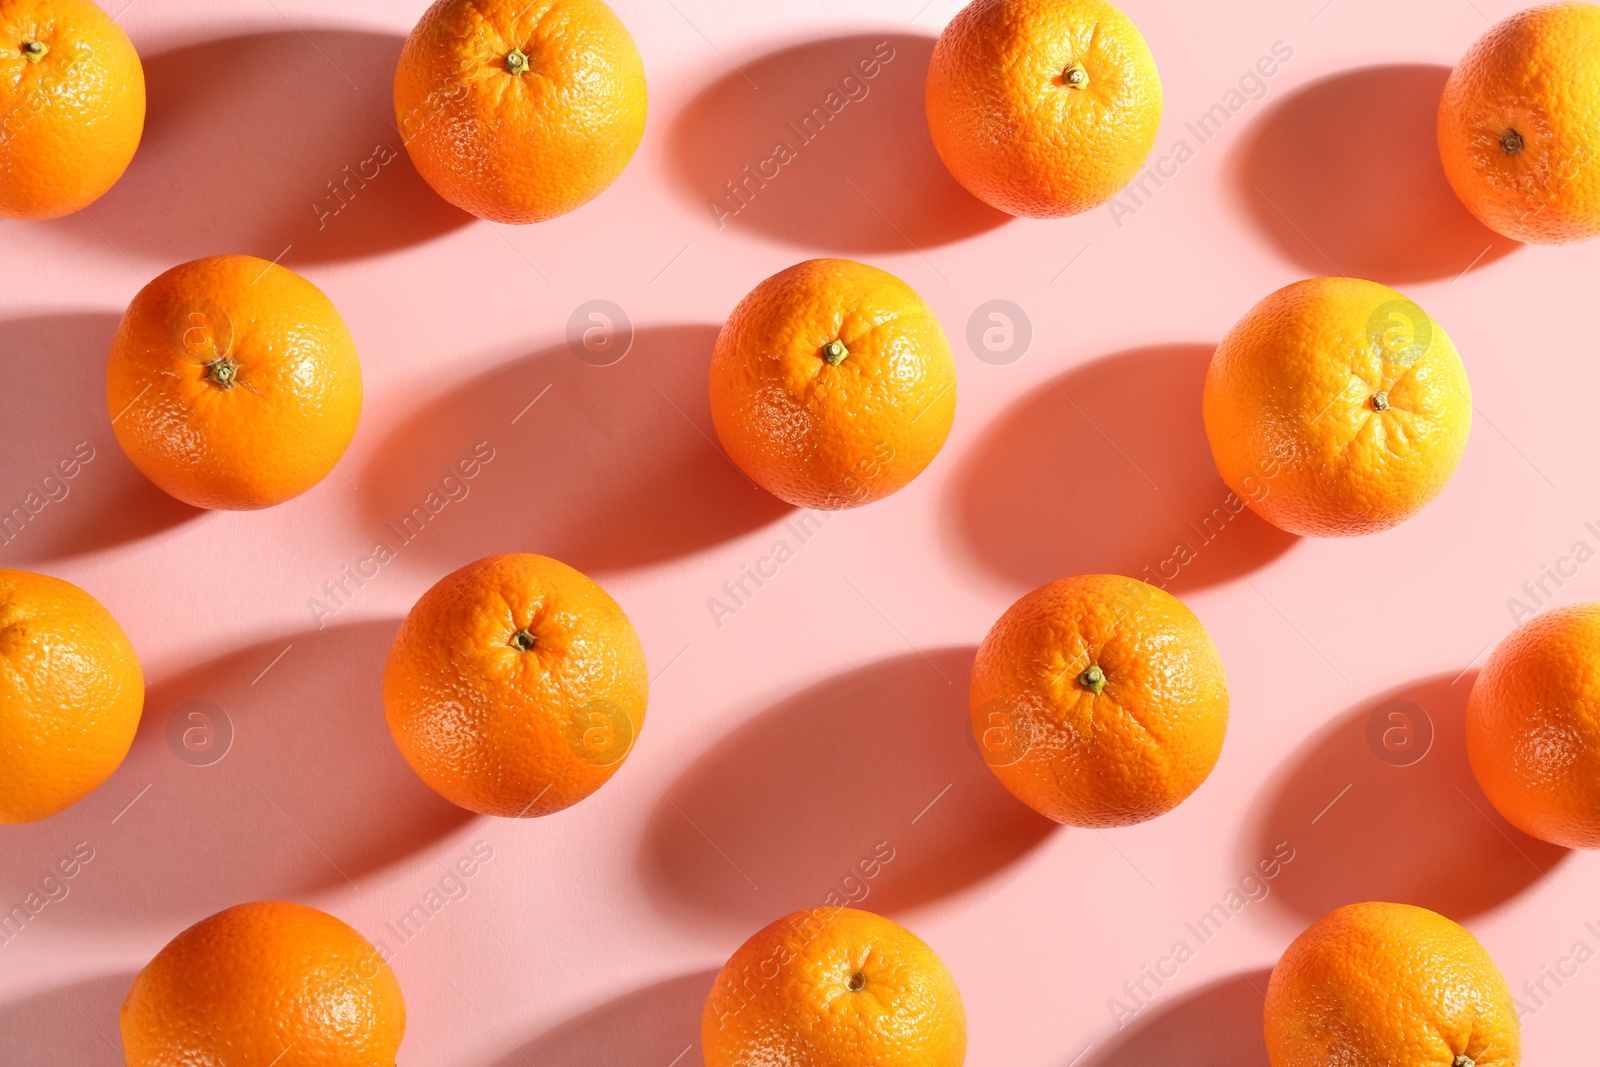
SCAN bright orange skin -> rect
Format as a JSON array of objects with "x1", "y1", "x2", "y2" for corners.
[
  {"x1": 105, "y1": 255, "x2": 363, "y2": 511},
  {"x1": 925, "y1": 0, "x2": 1162, "y2": 218},
  {"x1": 1438, "y1": 2, "x2": 1600, "y2": 244},
  {"x1": 0, "y1": 569, "x2": 142, "y2": 824},
  {"x1": 384, "y1": 553, "x2": 648, "y2": 818},
  {"x1": 702, "y1": 907, "x2": 966, "y2": 1067},
  {"x1": 970, "y1": 574, "x2": 1228, "y2": 827},
  {"x1": 120, "y1": 900, "x2": 406, "y2": 1067},
  {"x1": 709, "y1": 259, "x2": 957, "y2": 511},
  {"x1": 1265, "y1": 902, "x2": 1520, "y2": 1067},
  {"x1": 1467, "y1": 603, "x2": 1600, "y2": 848},
  {"x1": 394, "y1": 0, "x2": 647, "y2": 224},
  {"x1": 0, "y1": 0, "x2": 144, "y2": 219},
  {"x1": 1203, "y1": 277, "x2": 1472, "y2": 538}
]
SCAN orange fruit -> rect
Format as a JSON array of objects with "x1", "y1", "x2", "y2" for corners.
[
  {"x1": 970, "y1": 573, "x2": 1227, "y2": 827},
  {"x1": 0, "y1": 568, "x2": 142, "y2": 823},
  {"x1": 121, "y1": 900, "x2": 405, "y2": 1067},
  {"x1": 1203, "y1": 277, "x2": 1471, "y2": 538},
  {"x1": 393, "y1": 0, "x2": 647, "y2": 224},
  {"x1": 925, "y1": 0, "x2": 1162, "y2": 218},
  {"x1": 1438, "y1": 2, "x2": 1600, "y2": 244},
  {"x1": 1467, "y1": 602, "x2": 1600, "y2": 848},
  {"x1": 709, "y1": 258, "x2": 957, "y2": 510},
  {"x1": 384, "y1": 553, "x2": 648, "y2": 818},
  {"x1": 1264, "y1": 902, "x2": 1520, "y2": 1067},
  {"x1": 0, "y1": 0, "x2": 145, "y2": 220},
  {"x1": 702, "y1": 907, "x2": 966, "y2": 1067},
  {"x1": 105, "y1": 254, "x2": 363, "y2": 511}
]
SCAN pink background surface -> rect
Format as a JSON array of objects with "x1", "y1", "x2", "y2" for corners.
[{"x1": 4, "y1": 0, "x2": 1599, "y2": 1063}]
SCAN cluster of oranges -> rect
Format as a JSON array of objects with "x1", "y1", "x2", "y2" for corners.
[{"x1": 3, "y1": 0, "x2": 1600, "y2": 1064}]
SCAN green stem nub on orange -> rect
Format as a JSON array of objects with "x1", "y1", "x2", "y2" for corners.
[
  {"x1": 1371, "y1": 392, "x2": 1390, "y2": 411},
  {"x1": 1079, "y1": 664, "x2": 1107, "y2": 694},
  {"x1": 822, "y1": 340, "x2": 849, "y2": 366},
  {"x1": 505, "y1": 48, "x2": 531, "y2": 75},
  {"x1": 510, "y1": 628, "x2": 537, "y2": 651},
  {"x1": 20, "y1": 39, "x2": 46, "y2": 62},
  {"x1": 1452, "y1": 1057, "x2": 1475, "y2": 1067},
  {"x1": 1064, "y1": 64, "x2": 1088, "y2": 88},
  {"x1": 1500, "y1": 129, "x2": 1524, "y2": 155},
  {"x1": 205, "y1": 356, "x2": 240, "y2": 389}
]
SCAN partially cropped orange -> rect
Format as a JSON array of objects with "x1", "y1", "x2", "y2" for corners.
[
  {"x1": 925, "y1": 0, "x2": 1162, "y2": 218},
  {"x1": 702, "y1": 907, "x2": 966, "y2": 1067},
  {"x1": 970, "y1": 574, "x2": 1228, "y2": 827},
  {"x1": 709, "y1": 258, "x2": 957, "y2": 510},
  {"x1": 1204, "y1": 277, "x2": 1471, "y2": 537},
  {"x1": 0, "y1": 0, "x2": 145, "y2": 219},
  {"x1": 1265, "y1": 902, "x2": 1520, "y2": 1067},
  {"x1": 106, "y1": 255, "x2": 363, "y2": 511},
  {"x1": 121, "y1": 900, "x2": 405, "y2": 1067},
  {"x1": 1467, "y1": 602, "x2": 1600, "y2": 848},
  {"x1": 384, "y1": 553, "x2": 648, "y2": 817},
  {"x1": 1438, "y1": 2, "x2": 1600, "y2": 244},
  {"x1": 0, "y1": 569, "x2": 142, "y2": 823},
  {"x1": 394, "y1": 0, "x2": 647, "y2": 224}
]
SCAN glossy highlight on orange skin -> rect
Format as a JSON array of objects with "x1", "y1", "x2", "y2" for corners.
[
  {"x1": 105, "y1": 254, "x2": 363, "y2": 511},
  {"x1": 383, "y1": 553, "x2": 648, "y2": 818}
]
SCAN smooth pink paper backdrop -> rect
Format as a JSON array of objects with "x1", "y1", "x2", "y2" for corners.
[{"x1": 3, "y1": 0, "x2": 1598, "y2": 1063}]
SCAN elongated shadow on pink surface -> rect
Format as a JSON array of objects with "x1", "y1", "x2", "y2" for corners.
[
  {"x1": 668, "y1": 34, "x2": 1008, "y2": 252},
  {"x1": 486, "y1": 971, "x2": 715, "y2": 1067},
  {"x1": 1247, "y1": 672, "x2": 1568, "y2": 923},
  {"x1": 1083, "y1": 969, "x2": 1270, "y2": 1067},
  {"x1": 0, "y1": 972, "x2": 134, "y2": 1067},
  {"x1": 1232, "y1": 65, "x2": 1518, "y2": 283},
  {"x1": 360, "y1": 325, "x2": 790, "y2": 576},
  {"x1": 0, "y1": 313, "x2": 201, "y2": 566},
  {"x1": 70, "y1": 30, "x2": 471, "y2": 267},
  {"x1": 948, "y1": 345, "x2": 1298, "y2": 595},
  {"x1": 0, "y1": 621, "x2": 470, "y2": 931},
  {"x1": 639, "y1": 649, "x2": 1057, "y2": 930}
]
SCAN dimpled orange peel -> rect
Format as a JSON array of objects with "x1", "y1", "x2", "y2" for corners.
[{"x1": 383, "y1": 553, "x2": 648, "y2": 817}]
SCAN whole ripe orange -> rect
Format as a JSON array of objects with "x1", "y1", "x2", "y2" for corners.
[
  {"x1": 120, "y1": 900, "x2": 405, "y2": 1067},
  {"x1": 1265, "y1": 902, "x2": 1519, "y2": 1067},
  {"x1": 1438, "y1": 2, "x2": 1600, "y2": 244},
  {"x1": 384, "y1": 553, "x2": 648, "y2": 818},
  {"x1": 105, "y1": 254, "x2": 363, "y2": 511},
  {"x1": 709, "y1": 258, "x2": 957, "y2": 510},
  {"x1": 925, "y1": 0, "x2": 1162, "y2": 218},
  {"x1": 0, "y1": 568, "x2": 142, "y2": 824},
  {"x1": 1203, "y1": 277, "x2": 1472, "y2": 538},
  {"x1": 702, "y1": 907, "x2": 966, "y2": 1067},
  {"x1": 970, "y1": 573, "x2": 1227, "y2": 827},
  {"x1": 0, "y1": 0, "x2": 144, "y2": 220},
  {"x1": 1467, "y1": 602, "x2": 1600, "y2": 848},
  {"x1": 394, "y1": 0, "x2": 647, "y2": 224}
]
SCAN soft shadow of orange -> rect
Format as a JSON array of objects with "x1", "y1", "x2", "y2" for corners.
[
  {"x1": 486, "y1": 971, "x2": 715, "y2": 1067},
  {"x1": 639, "y1": 648, "x2": 1057, "y2": 930},
  {"x1": 0, "y1": 621, "x2": 472, "y2": 930},
  {"x1": 668, "y1": 34, "x2": 1008, "y2": 252},
  {"x1": 1233, "y1": 65, "x2": 1519, "y2": 283},
  {"x1": 0, "y1": 973, "x2": 135, "y2": 1066},
  {"x1": 1249, "y1": 672, "x2": 1568, "y2": 923},
  {"x1": 360, "y1": 325, "x2": 790, "y2": 576},
  {"x1": 77, "y1": 29, "x2": 471, "y2": 266},
  {"x1": 0, "y1": 312, "x2": 201, "y2": 565},
  {"x1": 1084, "y1": 969, "x2": 1271, "y2": 1067},
  {"x1": 948, "y1": 345, "x2": 1298, "y2": 594}
]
